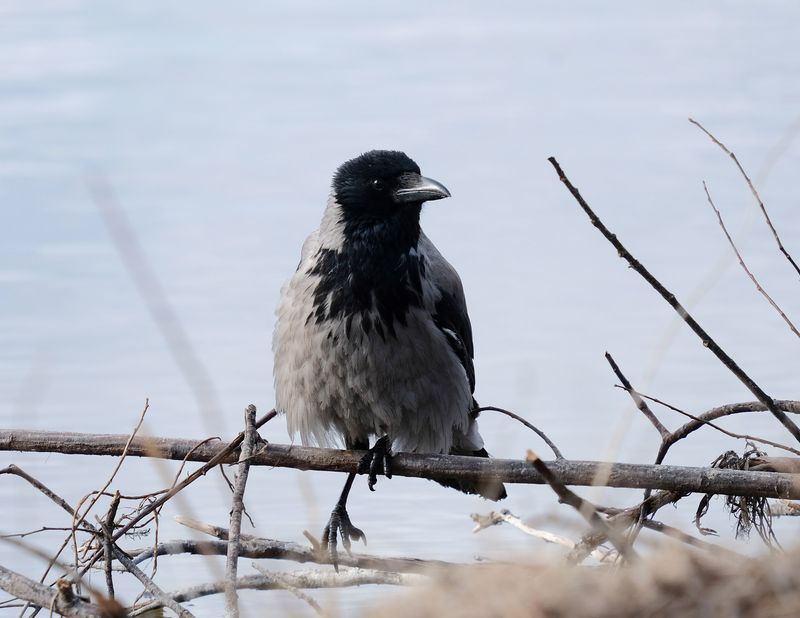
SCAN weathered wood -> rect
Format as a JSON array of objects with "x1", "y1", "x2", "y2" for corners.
[
  {"x1": 6, "y1": 430, "x2": 800, "y2": 499},
  {"x1": 3, "y1": 428, "x2": 800, "y2": 499}
]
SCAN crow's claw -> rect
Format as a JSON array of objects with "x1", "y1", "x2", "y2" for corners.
[
  {"x1": 321, "y1": 503, "x2": 366, "y2": 570},
  {"x1": 358, "y1": 435, "x2": 393, "y2": 491}
]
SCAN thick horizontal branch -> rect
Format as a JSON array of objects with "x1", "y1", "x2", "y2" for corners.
[{"x1": 3, "y1": 429, "x2": 800, "y2": 499}]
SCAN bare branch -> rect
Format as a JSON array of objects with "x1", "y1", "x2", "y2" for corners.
[
  {"x1": 166, "y1": 517, "x2": 469, "y2": 573},
  {"x1": 689, "y1": 117, "x2": 800, "y2": 279},
  {"x1": 626, "y1": 389, "x2": 800, "y2": 457},
  {"x1": 224, "y1": 405, "x2": 258, "y2": 617},
  {"x1": 605, "y1": 353, "x2": 669, "y2": 439},
  {"x1": 702, "y1": 181, "x2": 800, "y2": 338},
  {"x1": 548, "y1": 155, "x2": 800, "y2": 444},
  {"x1": 473, "y1": 406, "x2": 565, "y2": 459},
  {"x1": 102, "y1": 491, "x2": 121, "y2": 599}
]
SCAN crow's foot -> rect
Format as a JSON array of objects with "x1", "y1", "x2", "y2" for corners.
[
  {"x1": 321, "y1": 503, "x2": 366, "y2": 570},
  {"x1": 358, "y1": 435, "x2": 393, "y2": 491}
]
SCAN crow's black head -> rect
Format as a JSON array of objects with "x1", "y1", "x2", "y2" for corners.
[{"x1": 332, "y1": 150, "x2": 450, "y2": 222}]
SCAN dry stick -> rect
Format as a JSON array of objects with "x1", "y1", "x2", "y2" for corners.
[
  {"x1": 128, "y1": 537, "x2": 466, "y2": 575},
  {"x1": 702, "y1": 181, "x2": 800, "y2": 338},
  {"x1": 525, "y1": 450, "x2": 637, "y2": 561},
  {"x1": 78, "y1": 409, "x2": 277, "y2": 577},
  {"x1": 224, "y1": 405, "x2": 258, "y2": 618},
  {"x1": 6, "y1": 428, "x2": 800, "y2": 499},
  {"x1": 604, "y1": 353, "x2": 667, "y2": 543},
  {"x1": 168, "y1": 516, "x2": 469, "y2": 573},
  {"x1": 1, "y1": 465, "x2": 195, "y2": 618},
  {"x1": 605, "y1": 353, "x2": 669, "y2": 439},
  {"x1": 473, "y1": 406, "x2": 565, "y2": 459},
  {"x1": 103, "y1": 491, "x2": 121, "y2": 599},
  {"x1": 129, "y1": 568, "x2": 423, "y2": 617},
  {"x1": 689, "y1": 117, "x2": 800, "y2": 280},
  {"x1": 547, "y1": 156, "x2": 800, "y2": 445},
  {"x1": 623, "y1": 388, "x2": 800, "y2": 458}
]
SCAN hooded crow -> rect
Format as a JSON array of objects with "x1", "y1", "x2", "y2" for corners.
[{"x1": 273, "y1": 150, "x2": 506, "y2": 565}]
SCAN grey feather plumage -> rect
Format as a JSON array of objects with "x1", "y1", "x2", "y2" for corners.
[{"x1": 275, "y1": 198, "x2": 481, "y2": 454}]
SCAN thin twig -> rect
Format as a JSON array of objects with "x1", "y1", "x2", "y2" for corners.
[
  {"x1": 702, "y1": 181, "x2": 800, "y2": 338},
  {"x1": 548, "y1": 156, "x2": 800, "y2": 445},
  {"x1": 473, "y1": 406, "x2": 564, "y2": 459},
  {"x1": 224, "y1": 405, "x2": 257, "y2": 617},
  {"x1": 605, "y1": 353, "x2": 669, "y2": 439},
  {"x1": 689, "y1": 117, "x2": 800, "y2": 279},
  {"x1": 103, "y1": 491, "x2": 121, "y2": 599},
  {"x1": 604, "y1": 353, "x2": 667, "y2": 540},
  {"x1": 623, "y1": 388, "x2": 800, "y2": 457}
]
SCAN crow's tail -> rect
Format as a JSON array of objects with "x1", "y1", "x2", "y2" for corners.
[{"x1": 436, "y1": 447, "x2": 507, "y2": 501}]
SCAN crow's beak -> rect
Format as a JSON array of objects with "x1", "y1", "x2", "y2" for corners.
[{"x1": 393, "y1": 173, "x2": 451, "y2": 204}]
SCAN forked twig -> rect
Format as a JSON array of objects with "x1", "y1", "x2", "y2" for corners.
[
  {"x1": 689, "y1": 117, "x2": 800, "y2": 279},
  {"x1": 702, "y1": 181, "x2": 800, "y2": 338}
]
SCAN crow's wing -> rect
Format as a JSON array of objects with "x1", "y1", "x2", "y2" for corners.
[{"x1": 419, "y1": 233, "x2": 476, "y2": 393}]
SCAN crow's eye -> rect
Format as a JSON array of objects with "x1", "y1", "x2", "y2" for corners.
[{"x1": 371, "y1": 179, "x2": 385, "y2": 191}]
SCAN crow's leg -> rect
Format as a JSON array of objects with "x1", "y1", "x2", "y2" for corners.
[
  {"x1": 321, "y1": 472, "x2": 366, "y2": 569},
  {"x1": 357, "y1": 434, "x2": 393, "y2": 491}
]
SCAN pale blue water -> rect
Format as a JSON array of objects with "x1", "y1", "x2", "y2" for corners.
[{"x1": 2, "y1": 1, "x2": 800, "y2": 615}]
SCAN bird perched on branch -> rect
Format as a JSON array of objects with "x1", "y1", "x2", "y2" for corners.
[{"x1": 273, "y1": 150, "x2": 506, "y2": 566}]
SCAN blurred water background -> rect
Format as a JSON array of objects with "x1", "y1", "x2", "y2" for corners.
[{"x1": 2, "y1": 1, "x2": 800, "y2": 615}]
